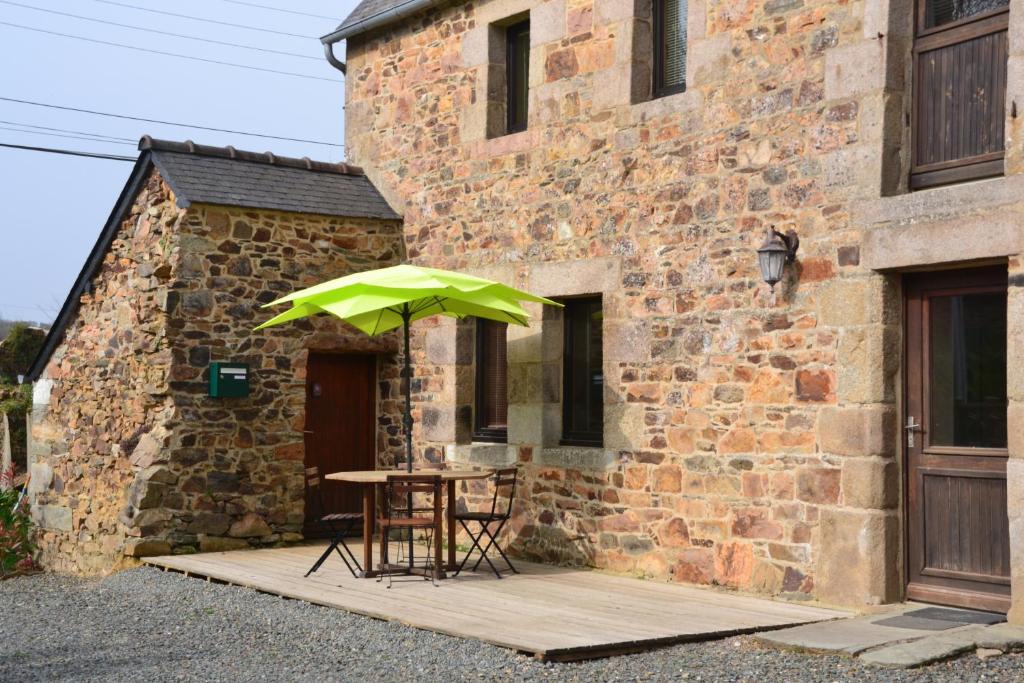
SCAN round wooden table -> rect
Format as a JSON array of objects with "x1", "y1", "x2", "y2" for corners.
[{"x1": 325, "y1": 469, "x2": 493, "y2": 578}]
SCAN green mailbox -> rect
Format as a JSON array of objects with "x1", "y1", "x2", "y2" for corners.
[{"x1": 209, "y1": 362, "x2": 250, "y2": 398}]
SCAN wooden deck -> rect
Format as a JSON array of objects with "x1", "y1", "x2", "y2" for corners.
[{"x1": 144, "y1": 543, "x2": 847, "y2": 661}]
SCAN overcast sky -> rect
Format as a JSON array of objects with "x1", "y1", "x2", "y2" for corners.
[{"x1": 0, "y1": 0, "x2": 357, "y2": 324}]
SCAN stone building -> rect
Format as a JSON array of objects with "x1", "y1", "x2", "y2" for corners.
[
  {"x1": 26, "y1": 138, "x2": 403, "y2": 574},
  {"x1": 322, "y1": 0, "x2": 1024, "y2": 621}
]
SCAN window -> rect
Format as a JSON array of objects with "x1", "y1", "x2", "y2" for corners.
[
  {"x1": 911, "y1": 0, "x2": 1008, "y2": 189},
  {"x1": 653, "y1": 0, "x2": 687, "y2": 98},
  {"x1": 474, "y1": 319, "x2": 508, "y2": 442},
  {"x1": 561, "y1": 297, "x2": 603, "y2": 447},
  {"x1": 506, "y1": 20, "x2": 530, "y2": 134}
]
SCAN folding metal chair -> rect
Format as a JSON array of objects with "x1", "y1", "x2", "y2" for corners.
[
  {"x1": 303, "y1": 467, "x2": 363, "y2": 578},
  {"x1": 377, "y1": 474, "x2": 444, "y2": 588},
  {"x1": 454, "y1": 467, "x2": 519, "y2": 579}
]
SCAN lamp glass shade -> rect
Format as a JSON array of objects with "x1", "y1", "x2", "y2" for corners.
[{"x1": 757, "y1": 240, "x2": 787, "y2": 287}]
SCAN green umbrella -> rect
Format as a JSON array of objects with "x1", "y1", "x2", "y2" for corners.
[{"x1": 257, "y1": 264, "x2": 561, "y2": 474}]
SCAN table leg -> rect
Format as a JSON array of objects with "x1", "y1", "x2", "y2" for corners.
[
  {"x1": 447, "y1": 480, "x2": 456, "y2": 572},
  {"x1": 361, "y1": 483, "x2": 374, "y2": 577}
]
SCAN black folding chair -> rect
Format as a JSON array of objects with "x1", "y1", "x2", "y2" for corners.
[
  {"x1": 454, "y1": 467, "x2": 519, "y2": 579},
  {"x1": 303, "y1": 466, "x2": 363, "y2": 578}
]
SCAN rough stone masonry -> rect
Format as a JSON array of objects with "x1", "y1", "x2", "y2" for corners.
[
  {"x1": 29, "y1": 166, "x2": 404, "y2": 574},
  {"x1": 339, "y1": 0, "x2": 1024, "y2": 616}
]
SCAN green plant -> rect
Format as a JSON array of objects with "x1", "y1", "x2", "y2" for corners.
[
  {"x1": 0, "y1": 324, "x2": 45, "y2": 384},
  {"x1": 0, "y1": 487, "x2": 35, "y2": 575}
]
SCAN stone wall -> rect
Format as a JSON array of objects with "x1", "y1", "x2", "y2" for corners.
[
  {"x1": 30, "y1": 171, "x2": 182, "y2": 573},
  {"x1": 30, "y1": 169, "x2": 405, "y2": 573},
  {"x1": 343, "y1": 0, "x2": 1024, "y2": 610},
  {"x1": 160, "y1": 203, "x2": 403, "y2": 555}
]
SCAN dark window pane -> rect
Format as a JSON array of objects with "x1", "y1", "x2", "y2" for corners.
[
  {"x1": 925, "y1": 0, "x2": 1008, "y2": 29},
  {"x1": 654, "y1": 0, "x2": 687, "y2": 97},
  {"x1": 928, "y1": 292, "x2": 1007, "y2": 448},
  {"x1": 562, "y1": 297, "x2": 603, "y2": 446},
  {"x1": 475, "y1": 319, "x2": 508, "y2": 442},
  {"x1": 506, "y1": 20, "x2": 530, "y2": 134}
]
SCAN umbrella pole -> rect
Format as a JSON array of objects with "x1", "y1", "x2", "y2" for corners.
[{"x1": 402, "y1": 305, "x2": 414, "y2": 569}]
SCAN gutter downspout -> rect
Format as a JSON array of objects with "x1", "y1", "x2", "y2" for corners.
[
  {"x1": 320, "y1": 0, "x2": 439, "y2": 74},
  {"x1": 323, "y1": 41, "x2": 347, "y2": 75}
]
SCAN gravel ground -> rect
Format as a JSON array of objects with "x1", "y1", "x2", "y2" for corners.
[{"x1": 0, "y1": 568, "x2": 1020, "y2": 682}]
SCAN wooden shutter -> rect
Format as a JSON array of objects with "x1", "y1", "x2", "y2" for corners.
[
  {"x1": 474, "y1": 320, "x2": 508, "y2": 441},
  {"x1": 912, "y1": 1, "x2": 1008, "y2": 189},
  {"x1": 561, "y1": 297, "x2": 604, "y2": 447}
]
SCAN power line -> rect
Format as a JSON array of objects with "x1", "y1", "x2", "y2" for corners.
[
  {"x1": 0, "y1": 1, "x2": 320, "y2": 61},
  {"x1": 217, "y1": 0, "x2": 336, "y2": 20},
  {"x1": 0, "y1": 97, "x2": 345, "y2": 147},
  {"x1": 0, "y1": 125, "x2": 137, "y2": 146},
  {"x1": 0, "y1": 302, "x2": 58, "y2": 314},
  {"x1": 0, "y1": 142, "x2": 135, "y2": 161},
  {"x1": 92, "y1": 0, "x2": 316, "y2": 39},
  {"x1": 0, "y1": 119, "x2": 135, "y2": 143},
  {"x1": 0, "y1": 21, "x2": 337, "y2": 82}
]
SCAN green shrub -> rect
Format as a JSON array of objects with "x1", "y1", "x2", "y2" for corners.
[
  {"x1": 0, "y1": 384, "x2": 31, "y2": 474},
  {"x1": 0, "y1": 488, "x2": 35, "y2": 575}
]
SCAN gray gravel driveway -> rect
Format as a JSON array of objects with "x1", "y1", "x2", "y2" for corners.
[{"x1": 0, "y1": 568, "x2": 1020, "y2": 682}]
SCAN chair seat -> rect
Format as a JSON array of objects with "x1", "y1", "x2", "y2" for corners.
[
  {"x1": 455, "y1": 511, "x2": 504, "y2": 522},
  {"x1": 321, "y1": 512, "x2": 363, "y2": 523},
  {"x1": 377, "y1": 516, "x2": 437, "y2": 528}
]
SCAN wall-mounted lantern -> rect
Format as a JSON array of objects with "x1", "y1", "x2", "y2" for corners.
[{"x1": 757, "y1": 226, "x2": 800, "y2": 290}]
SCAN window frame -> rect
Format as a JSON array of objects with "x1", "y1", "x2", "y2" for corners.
[
  {"x1": 653, "y1": 0, "x2": 687, "y2": 99},
  {"x1": 505, "y1": 19, "x2": 530, "y2": 135},
  {"x1": 560, "y1": 296, "x2": 604, "y2": 448},
  {"x1": 473, "y1": 318, "x2": 509, "y2": 443}
]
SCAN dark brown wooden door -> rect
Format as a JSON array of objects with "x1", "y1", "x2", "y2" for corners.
[
  {"x1": 303, "y1": 353, "x2": 377, "y2": 537},
  {"x1": 905, "y1": 267, "x2": 1010, "y2": 612}
]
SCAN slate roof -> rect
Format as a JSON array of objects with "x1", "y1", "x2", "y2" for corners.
[
  {"x1": 143, "y1": 137, "x2": 400, "y2": 220},
  {"x1": 327, "y1": 0, "x2": 428, "y2": 41},
  {"x1": 26, "y1": 138, "x2": 400, "y2": 381}
]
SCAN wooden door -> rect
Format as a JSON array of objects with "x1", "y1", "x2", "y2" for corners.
[
  {"x1": 303, "y1": 353, "x2": 377, "y2": 537},
  {"x1": 905, "y1": 267, "x2": 1010, "y2": 612}
]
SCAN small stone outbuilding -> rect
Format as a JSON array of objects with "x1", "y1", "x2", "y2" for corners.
[{"x1": 26, "y1": 138, "x2": 404, "y2": 574}]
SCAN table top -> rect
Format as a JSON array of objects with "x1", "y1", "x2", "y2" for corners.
[{"x1": 325, "y1": 469, "x2": 493, "y2": 483}]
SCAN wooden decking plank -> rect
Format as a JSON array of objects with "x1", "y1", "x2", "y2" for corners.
[
  {"x1": 143, "y1": 544, "x2": 848, "y2": 661},
  {"x1": 149, "y1": 547, "x2": 827, "y2": 637}
]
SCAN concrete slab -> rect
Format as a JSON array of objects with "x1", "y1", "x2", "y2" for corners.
[
  {"x1": 859, "y1": 625, "x2": 988, "y2": 668},
  {"x1": 756, "y1": 614, "x2": 951, "y2": 655},
  {"x1": 976, "y1": 623, "x2": 1024, "y2": 652}
]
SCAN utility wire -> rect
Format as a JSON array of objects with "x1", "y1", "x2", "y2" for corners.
[
  {"x1": 0, "y1": 22, "x2": 337, "y2": 82},
  {"x1": 0, "y1": 1, "x2": 320, "y2": 61},
  {"x1": 0, "y1": 125, "x2": 137, "y2": 146},
  {"x1": 91, "y1": 0, "x2": 316, "y2": 39},
  {"x1": 0, "y1": 142, "x2": 135, "y2": 161},
  {"x1": 0, "y1": 97, "x2": 345, "y2": 147},
  {"x1": 0, "y1": 119, "x2": 135, "y2": 143},
  {"x1": 217, "y1": 0, "x2": 336, "y2": 20}
]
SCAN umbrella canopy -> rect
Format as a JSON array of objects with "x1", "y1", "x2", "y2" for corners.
[
  {"x1": 256, "y1": 264, "x2": 556, "y2": 335},
  {"x1": 257, "y1": 264, "x2": 561, "y2": 470}
]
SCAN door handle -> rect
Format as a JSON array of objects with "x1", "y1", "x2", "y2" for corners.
[{"x1": 905, "y1": 416, "x2": 921, "y2": 448}]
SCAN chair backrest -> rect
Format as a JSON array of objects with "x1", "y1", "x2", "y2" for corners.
[
  {"x1": 488, "y1": 468, "x2": 518, "y2": 519},
  {"x1": 383, "y1": 474, "x2": 443, "y2": 519},
  {"x1": 393, "y1": 459, "x2": 447, "y2": 471},
  {"x1": 305, "y1": 466, "x2": 325, "y2": 518}
]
